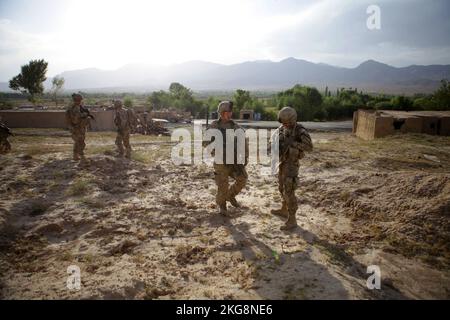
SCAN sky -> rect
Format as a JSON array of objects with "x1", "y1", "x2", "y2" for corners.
[{"x1": 0, "y1": 0, "x2": 449, "y2": 81}]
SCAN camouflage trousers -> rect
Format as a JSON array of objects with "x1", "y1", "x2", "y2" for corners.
[
  {"x1": 277, "y1": 163, "x2": 299, "y2": 214},
  {"x1": 213, "y1": 164, "x2": 248, "y2": 206},
  {"x1": 116, "y1": 129, "x2": 131, "y2": 158},
  {"x1": 71, "y1": 128, "x2": 86, "y2": 159},
  {"x1": 0, "y1": 136, "x2": 11, "y2": 154}
]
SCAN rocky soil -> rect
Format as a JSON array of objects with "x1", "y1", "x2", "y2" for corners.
[{"x1": 0, "y1": 129, "x2": 449, "y2": 299}]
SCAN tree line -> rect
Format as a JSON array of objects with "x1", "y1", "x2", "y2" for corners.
[{"x1": 3, "y1": 59, "x2": 450, "y2": 121}]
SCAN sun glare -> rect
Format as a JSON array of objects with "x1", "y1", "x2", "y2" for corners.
[{"x1": 58, "y1": 0, "x2": 261, "y2": 69}]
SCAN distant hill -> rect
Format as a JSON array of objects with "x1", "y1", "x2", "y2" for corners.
[
  {"x1": 4, "y1": 58, "x2": 450, "y2": 94},
  {"x1": 0, "y1": 82, "x2": 12, "y2": 92}
]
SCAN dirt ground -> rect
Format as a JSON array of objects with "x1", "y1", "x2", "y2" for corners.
[{"x1": 0, "y1": 128, "x2": 449, "y2": 299}]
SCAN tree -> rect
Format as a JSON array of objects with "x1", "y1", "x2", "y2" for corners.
[
  {"x1": 433, "y1": 79, "x2": 450, "y2": 110},
  {"x1": 169, "y1": 82, "x2": 193, "y2": 101},
  {"x1": 9, "y1": 59, "x2": 48, "y2": 103},
  {"x1": 375, "y1": 101, "x2": 393, "y2": 110},
  {"x1": 124, "y1": 96, "x2": 134, "y2": 108},
  {"x1": 322, "y1": 96, "x2": 344, "y2": 119},
  {"x1": 50, "y1": 76, "x2": 65, "y2": 107},
  {"x1": 234, "y1": 89, "x2": 252, "y2": 110},
  {"x1": 276, "y1": 85, "x2": 322, "y2": 121},
  {"x1": 148, "y1": 90, "x2": 171, "y2": 109},
  {"x1": 390, "y1": 95, "x2": 413, "y2": 111},
  {"x1": 313, "y1": 108, "x2": 327, "y2": 121}
]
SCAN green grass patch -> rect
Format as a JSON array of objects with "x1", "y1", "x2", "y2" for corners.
[{"x1": 66, "y1": 178, "x2": 91, "y2": 196}]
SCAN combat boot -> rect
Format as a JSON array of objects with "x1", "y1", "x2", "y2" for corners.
[
  {"x1": 73, "y1": 153, "x2": 80, "y2": 161},
  {"x1": 79, "y1": 155, "x2": 89, "y2": 166},
  {"x1": 218, "y1": 204, "x2": 231, "y2": 217},
  {"x1": 280, "y1": 210, "x2": 298, "y2": 231},
  {"x1": 271, "y1": 202, "x2": 288, "y2": 218},
  {"x1": 228, "y1": 195, "x2": 241, "y2": 208}
]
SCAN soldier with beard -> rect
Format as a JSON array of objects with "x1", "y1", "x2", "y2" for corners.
[{"x1": 206, "y1": 101, "x2": 249, "y2": 216}]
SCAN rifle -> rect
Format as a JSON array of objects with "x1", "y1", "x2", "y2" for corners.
[
  {"x1": 279, "y1": 130, "x2": 295, "y2": 161},
  {"x1": 80, "y1": 105, "x2": 95, "y2": 120},
  {"x1": 273, "y1": 127, "x2": 298, "y2": 174},
  {"x1": 0, "y1": 122, "x2": 14, "y2": 136}
]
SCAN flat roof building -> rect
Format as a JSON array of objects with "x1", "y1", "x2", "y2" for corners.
[{"x1": 353, "y1": 109, "x2": 450, "y2": 140}]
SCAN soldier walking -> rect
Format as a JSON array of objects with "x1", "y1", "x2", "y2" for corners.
[
  {"x1": 271, "y1": 107, "x2": 313, "y2": 230},
  {"x1": 205, "y1": 101, "x2": 248, "y2": 216}
]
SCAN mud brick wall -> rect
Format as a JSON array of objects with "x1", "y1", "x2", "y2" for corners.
[
  {"x1": 150, "y1": 111, "x2": 191, "y2": 120},
  {"x1": 439, "y1": 117, "x2": 450, "y2": 135},
  {"x1": 354, "y1": 110, "x2": 377, "y2": 140},
  {"x1": 373, "y1": 115, "x2": 395, "y2": 138},
  {"x1": 418, "y1": 116, "x2": 440, "y2": 135},
  {"x1": 352, "y1": 111, "x2": 358, "y2": 134},
  {"x1": 0, "y1": 111, "x2": 67, "y2": 128},
  {"x1": 401, "y1": 117, "x2": 423, "y2": 134},
  {"x1": 90, "y1": 110, "x2": 115, "y2": 131}
]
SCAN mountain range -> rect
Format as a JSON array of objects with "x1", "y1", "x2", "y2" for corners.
[{"x1": 1, "y1": 58, "x2": 449, "y2": 94}]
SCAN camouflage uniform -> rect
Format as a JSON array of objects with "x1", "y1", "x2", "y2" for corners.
[
  {"x1": 0, "y1": 119, "x2": 13, "y2": 154},
  {"x1": 271, "y1": 107, "x2": 313, "y2": 230},
  {"x1": 206, "y1": 101, "x2": 248, "y2": 215},
  {"x1": 65, "y1": 94, "x2": 91, "y2": 161},
  {"x1": 114, "y1": 100, "x2": 137, "y2": 158},
  {"x1": 136, "y1": 112, "x2": 148, "y2": 135}
]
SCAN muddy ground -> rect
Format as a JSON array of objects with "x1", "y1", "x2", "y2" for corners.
[{"x1": 0, "y1": 128, "x2": 449, "y2": 299}]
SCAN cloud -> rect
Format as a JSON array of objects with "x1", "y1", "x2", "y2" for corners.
[
  {"x1": 257, "y1": 0, "x2": 450, "y2": 66},
  {"x1": 0, "y1": 20, "x2": 44, "y2": 78},
  {"x1": 0, "y1": 0, "x2": 449, "y2": 82}
]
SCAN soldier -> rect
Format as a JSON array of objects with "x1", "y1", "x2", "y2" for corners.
[
  {"x1": 0, "y1": 116, "x2": 13, "y2": 154},
  {"x1": 65, "y1": 93, "x2": 92, "y2": 162},
  {"x1": 205, "y1": 101, "x2": 248, "y2": 216},
  {"x1": 113, "y1": 99, "x2": 137, "y2": 158},
  {"x1": 142, "y1": 112, "x2": 150, "y2": 134},
  {"x1": 271, "y1": 107, "x2": 313, "y2": 231}
]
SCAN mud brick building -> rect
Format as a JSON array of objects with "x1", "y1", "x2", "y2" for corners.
[
  {"x1": 240, "y1": 109, "x2": 254, "y2": 120},
  {"x1": 353, "y1": 109, "x2": 450, "y2": 140}
]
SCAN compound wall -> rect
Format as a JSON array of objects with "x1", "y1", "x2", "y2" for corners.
[{"x1": 0, "y1": 110, "x2": 116, "y2": 131}]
